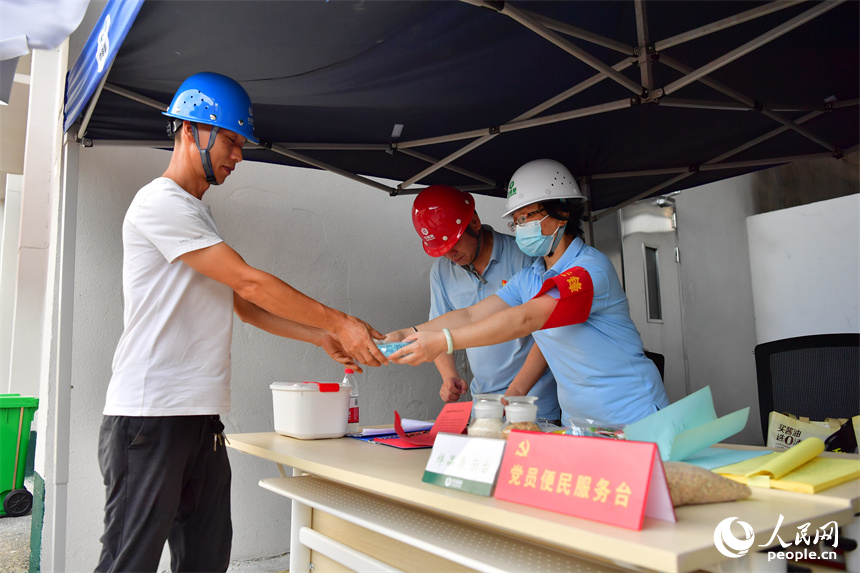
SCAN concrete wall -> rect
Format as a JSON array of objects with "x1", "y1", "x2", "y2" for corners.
[
  {"x1": 673, "y1": 175, "x2": 763, "y2": 445},
  {"x1": 1, "y1": 175, "x2": 22, "y2": 391},
  {"x1": 0, "y1": 56, "x2": 28, "y2": 188},
  {"x1": 66, "y1": 145, "x2": 513, "y2": 568}
]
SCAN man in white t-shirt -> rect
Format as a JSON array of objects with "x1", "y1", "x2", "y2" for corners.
[{"x1": 96, "y1": 72, "x2": 388, "y2": 573}]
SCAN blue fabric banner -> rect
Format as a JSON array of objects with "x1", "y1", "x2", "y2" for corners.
[{"x1": 64, "y1": 0, "x2": 144, "y2": 135}]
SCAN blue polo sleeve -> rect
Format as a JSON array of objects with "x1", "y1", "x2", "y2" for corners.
[{"x1": 428, "y1": 261, "x2": 455, "y2": 320}]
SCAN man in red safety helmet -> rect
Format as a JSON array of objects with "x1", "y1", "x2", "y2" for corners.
[
  {"x1": 96, "y1": 72, "x2": 387, "y2": 573},
  {"x1": 390, "y1": 160, "x2": 668, "y2": 428},
  {"x1": 410, "y1": 185, "x2": 560, "y2": 422}
]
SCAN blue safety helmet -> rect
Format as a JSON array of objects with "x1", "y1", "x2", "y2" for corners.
[{"x1": 163, "y1": 72, "x2": 258, "y2": 144}]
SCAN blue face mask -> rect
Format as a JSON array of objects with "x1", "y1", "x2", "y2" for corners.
[{"x1": 515, "y1": 215, "x2": 559, "y2": 257}]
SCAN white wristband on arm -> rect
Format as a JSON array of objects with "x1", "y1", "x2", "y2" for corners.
[{"x1": 441, "y1": 328, "x2": 454, "y2": 355}]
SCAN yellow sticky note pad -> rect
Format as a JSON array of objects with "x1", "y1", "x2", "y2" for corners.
[
  {"x1": 714, "y1": 438, "x2": 860, "y2": 494},
  {"x1": 747, "y1": 436, "x2": 825, "y2": 480}
]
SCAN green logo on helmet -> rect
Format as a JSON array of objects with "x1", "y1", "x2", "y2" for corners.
[{"x1": 507, "y1": 181, "x2": 517, "y2": 199}]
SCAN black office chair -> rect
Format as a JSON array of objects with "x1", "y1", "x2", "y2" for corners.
[
  {"x1": 754, "y1": 333, "x2": 859, "y2": 442},
  {"x1": 644, "y1": 350, "x2": 665, "y2": 382}
]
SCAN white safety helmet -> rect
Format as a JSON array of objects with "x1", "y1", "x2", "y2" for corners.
[{"x1": 503, "y1": 159, "x2": 586, "y2": 217}]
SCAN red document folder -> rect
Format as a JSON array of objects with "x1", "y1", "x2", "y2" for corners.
[{"x1": 374, "y1": 403, "x2": 471, "y2": 449}]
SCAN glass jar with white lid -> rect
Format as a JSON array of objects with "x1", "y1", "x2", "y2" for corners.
[
  {"x1": 501, "y1": 400, "x2": 541, "y2": 439},
  {"x1": 504, "y1": 395, "x2": 538, "y2": 406},
  {"x1": 467, "y1": 393, "x2": 505, "y2": 439}
]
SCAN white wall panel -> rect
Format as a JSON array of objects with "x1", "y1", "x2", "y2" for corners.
[{"x1": 747, "y1": 194, "x2": 860, "y2": 344}]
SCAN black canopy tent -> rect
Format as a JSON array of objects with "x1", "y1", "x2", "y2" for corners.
[{"x1": 65, "y1": 0, "x2": 859, "y2": 219}]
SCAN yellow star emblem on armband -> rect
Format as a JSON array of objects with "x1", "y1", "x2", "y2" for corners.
[{"x1": 567, "y1": 276, "x2": 582, "y2": 293}]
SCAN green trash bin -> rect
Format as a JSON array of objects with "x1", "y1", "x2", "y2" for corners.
[{"x1": 0, "y1": 394, "x2": 39, "y2": 517}]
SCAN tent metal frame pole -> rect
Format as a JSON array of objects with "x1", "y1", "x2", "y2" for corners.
[
  {"x1": 580, "y1": 177, "x2": 595, "y2": 247},
  {"x1": 593, "y1": 171, "x2": 697, "y2": 222},
  {"x1": 393, "y1": 49, "x2": 633, "y2": 188},
  {"x1": 659, "y1": 97, "x2": 850, "y2": 121},
  {"x1": 396, "y1": 148, "x2": 496, "y2": 186},
  {"x1": 265, "y1": 94, "x2": 850, "y2": 157},
  {"x1": 698, "y1": 148, "x2": 857, "y2": 171},
  {"x1": 297, "y1": 54, "x2": 631, "y2": 191},
  {"x1": 68, "y1": 11, "x2": 641, "y2": 196},
  {"x1": 103, "y1": 82, "x2": 165, "y2": 110},
  {"x1": 634, "y1": 0, "x2": 654, "y2": 92},
  {"x1": 593, "y1": 148, "x2": 831, "y2": 182},
  {"x1": 399, "y1": 135, "x2": 497, "y2": 190},
  {"x1": 655, "y1": 0, "x2": 805, "y2": 52},
  {"x1": 593, "y1": 166, "x2": 690, "y2": 180},
  {"x1": 658, "y1": 98, "x2": 755, "y2": 111},
  {"x1": 594, "y1": 132, "x2": 858, "y2": 219},
  {"x1": 593, "y1": 108, "x2": 832, "y2": 181},
  {"x1": 93, "y1": 140, "x2": 173, "y2": 148},
  {"x1": 397, "y1": 57, "x2": 634, "y2": 150},
  {"x1": 591, "y1": 146, "x2": 856, "y2": 182},
  {"x1": 515, "y1": 58, "x2": 636, "y2": 119},
  {"x1": 705, "y1": 110, "x2": 826, "y2": 165},
  {"x1": 661, "y1": 0, "x2": 844, "y2": 97},
  {"x1": 269, "y1": 144, "x2": 398, "y2": 195},
  {"x1": 521, "y1": 10, "x2": 633, "y2": 55},
  {"x1": 829, "y1": 98, "x2": 859, "y2": 111},
  {"x1": 397, "y1": 128, "x2": 490, "y2": 150},
  {"x1": 436, "y1": 0, "x2": 820, "y2": 195},
  {"x1": 495, "y1": 2, "x2": 646, "y2": 97},
  {"x1": 658, "y1": 55, "x2": 839, "y2": 152},
  {"x1": 72, "y1": 1, "x2": 854, "y2": 206},
  {"x1": 398, "y1": 98, "x2": 632, "y2": 190},
  {"x1": 457, "y1": 183, "x2": 499, "y2": 193},
  {"x1": 75, "y1": 60, "x2": 114, "y2": 140},
  {"x1": 271, "y1": 142, "x2": 389, "y2": 151},
  {"x1": 499, "y1": 98, "x2": 633, "y2": 133},
  {"x1": 393, "y1": 54, "x2": 633, "y2": 189},
  {"x1": 520, "y1": 0, "x2": 803, "y2": 57},
  {"x1": 397, "y1": 0, "x2": 822, "y2": 193},
  {"x1": 493, "y1": 0, "x2": 840, "y2": 209},
  {"x1": 465, "y1": 0, "x2": 644, "y2": 95},
  {"x1": 71, "y1": 83, "x2": 405, "y2": 195},
  {"x1": 768, "y1": 102, "x2": 852, "y2": 112}
]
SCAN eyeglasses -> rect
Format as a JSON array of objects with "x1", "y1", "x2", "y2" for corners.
[{"x1": 507, "y1": 209, "x2": 545, "y2": 232}]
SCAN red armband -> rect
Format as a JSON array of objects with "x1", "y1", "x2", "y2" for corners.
[{"x1": 531, "y1": 266, "x2": 594, "y2": 329}]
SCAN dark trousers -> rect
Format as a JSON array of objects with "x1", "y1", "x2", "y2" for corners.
[{"x1": 96, "y1": 415, "x2": 232, "y2": 572}]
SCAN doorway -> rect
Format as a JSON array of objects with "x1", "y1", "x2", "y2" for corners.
[{"x1": 619, "y1": 198, "x2": 688, "y2": 403}]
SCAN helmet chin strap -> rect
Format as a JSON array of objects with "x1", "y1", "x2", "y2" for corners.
[
  {"x1": 546, "y1": 224, "x2": 566, "y2": 257},
  {"x1": 460, "y1": 227, "x2": 488, "y2": 285},
  {"x1": 190, "y1": 123, "x2": 221, "y2": 185}
]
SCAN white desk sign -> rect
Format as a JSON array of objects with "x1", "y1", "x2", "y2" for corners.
[{"x1": 422, "y1": 433, "x2": 507, "y2": 496}]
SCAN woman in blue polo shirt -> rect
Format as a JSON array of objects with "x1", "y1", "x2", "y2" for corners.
[{"x1": 388, "y1": 159, "x2": 669, "y2": 425}]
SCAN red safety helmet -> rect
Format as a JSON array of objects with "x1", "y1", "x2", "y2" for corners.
[{"x1": 412, "y1": 185, "x2": 476, "y2": 257}]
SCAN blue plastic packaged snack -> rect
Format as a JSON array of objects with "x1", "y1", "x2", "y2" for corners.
[{"x1": 376, "y1": 341, "x2": 413, "y2": 357}]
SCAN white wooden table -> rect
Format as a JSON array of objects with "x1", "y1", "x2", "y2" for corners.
[{"x1": 227, "y1": 432, "x2": 859, "y2": 573}]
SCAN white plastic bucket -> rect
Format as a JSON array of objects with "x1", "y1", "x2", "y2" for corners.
[{"x1": 270, "y1": 381, "x2": 349, "y2": 439}]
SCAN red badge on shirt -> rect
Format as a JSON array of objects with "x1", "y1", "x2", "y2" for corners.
[{"x1": 531, "y1": 266, "x2": 594, "y2": 329}]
